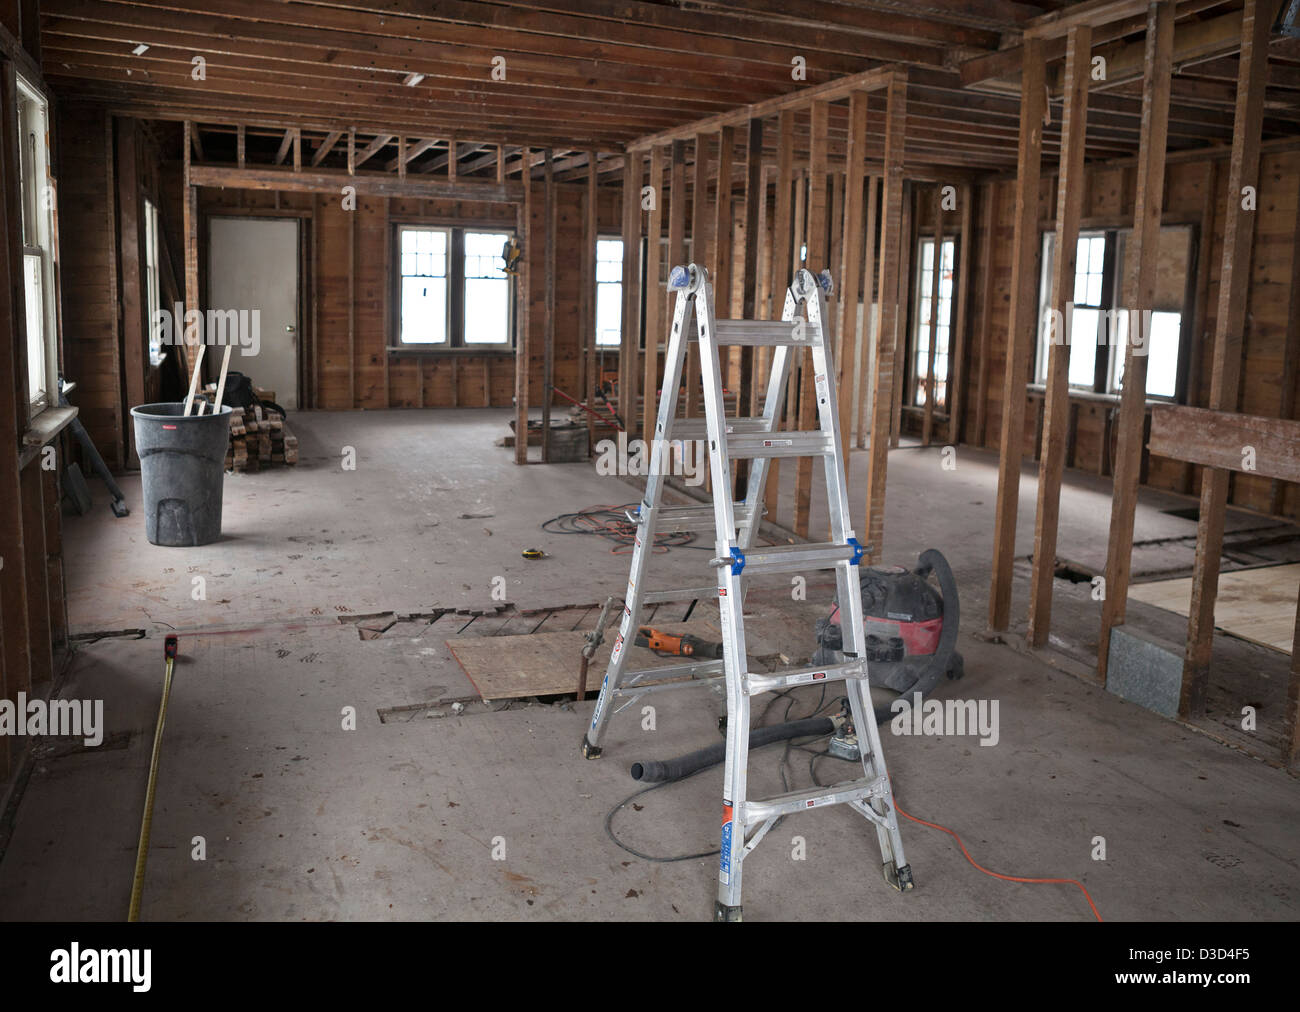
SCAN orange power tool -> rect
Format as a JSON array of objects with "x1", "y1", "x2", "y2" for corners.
[{"x1": 634, "y1": 626, "x2": 724, "y2": 659}]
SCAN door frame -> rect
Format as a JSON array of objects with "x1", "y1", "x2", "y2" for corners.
[{"x1": 201, "y1": 209, "x2": 313, "y2": 409}]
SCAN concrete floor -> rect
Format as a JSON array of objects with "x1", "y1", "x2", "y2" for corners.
[{"x1": 1, "y1": 408, "x2": 1297, "y2": 921}]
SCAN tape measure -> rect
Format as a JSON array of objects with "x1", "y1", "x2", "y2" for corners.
[{"x1": 521, "y1": 548, "x2": 545, "y2": 560}]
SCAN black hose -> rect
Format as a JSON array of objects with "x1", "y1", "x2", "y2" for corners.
[{"x1": 629, "y1": 716, "x2": 834, "y2": 784}]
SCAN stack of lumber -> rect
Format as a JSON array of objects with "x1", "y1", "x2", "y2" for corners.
[{"x1": 198, "y1": 385, "x2": 298, "y2": 472}]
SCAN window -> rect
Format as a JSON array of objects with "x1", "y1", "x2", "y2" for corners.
[
  {"x1": 912, "y1": 236, "x2": 955, "y2": 408},
  {"x1": 143, "y1": 198, "x2": 165, "y2": 367},
  {"x1": 396, "y1": 226, "x2": 512, "y2": 348},
  {"x1": 1034, "y1": 226, "x2": 1191, "y2": 399},
  {"x1": 17, "y1": 76, "x2": 57, "y2": 419},
  {"x1": 463, "y1": 231, "x2": 510, "y2": 344},
  {"x1": 595, "y1": 238, "x2": 623, "y2": 347}
]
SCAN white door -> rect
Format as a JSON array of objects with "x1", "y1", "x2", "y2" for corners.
[{"x1": 207, "y1": 217, "x2": 301, "y2": 409}]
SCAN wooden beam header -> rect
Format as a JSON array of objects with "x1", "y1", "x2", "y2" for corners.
[
  {"x1": 187, "y1": 164, "x2": 523, "y2": 202},
  {"x1": 627, "y1": 65, "x2": 902, "y2": 151}
]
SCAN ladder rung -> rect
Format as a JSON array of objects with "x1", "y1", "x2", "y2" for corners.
[
  {"x1": 727, "y1": 431, "x2": 833, "y2": 459},
  {"x1": 614, "y1": 659, "x2": 725, "y2": 690},
  {"x1": 652, "y1": 502, "x2": 762, "y2": 534},
  {"x1": 743, "y1": 777, "x2": 887, "y2": 827},
  {"x1": 698, "y1": 319, "x2": 808, "y2": 347},
  {"x1": 641, "y1": 585, "x2": 719, "y2": 604},
  {"x1": 744, "y1": 660, "x2": 864, "y2": 697},
  {"x1": 740, "y1": 542, "x2": 857, "y2": 575},
  {"x1": 670, "y1": 416, "x2": 771, "y2": 440}
]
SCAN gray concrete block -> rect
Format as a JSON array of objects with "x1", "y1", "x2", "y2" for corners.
[{"x1": 1107, "y1": 624, "x2": 1184, "y2": 718}]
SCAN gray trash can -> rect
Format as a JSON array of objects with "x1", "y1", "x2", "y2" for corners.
[{"x1": 130, "y1": 402, "x2": 232, "y2": 547}]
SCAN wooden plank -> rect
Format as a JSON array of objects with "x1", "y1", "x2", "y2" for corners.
[
  {"x1": 1099, "y1": 0, "x2": 1176, "y2": 676},
  {"x1": 447, "y1": 621, "x2": 721, "y2": 700},
  {"x1": 670, "y1": 139, "x2": 691, "y2": 421},
  {"x1": 713, "y1": 126, "x2": 735, "y2": 320},
  {"x1": 514, "y1": 147, "x2": 532, "y2": 464},
  {"x1": 765, "y1": 109, "x2": 794, "y2": 518},
  {"x1": 182, "y1": 122, "x2": 200, "y2": 382},
  {"x1": 311, "y1": 128, "x2": 341, "y2": 166},
  {"x1": 922, "y1": 183, "x2": 944, "y2": 448},
  {"x1": 1028, "y1": 24, "x2": 1093, "y2": 650},
  {"x1": 1130, "y1": 563, "x2": 1300, "y2": 653},
  {"x1": 1024, "y1": 0, "x2": 1147, "y2": 39},
  {"x1": 793, "y1": 99, "x2": 829, "y2": 539},
  {"x1": 973, "y1": 181, "x2": 999, "y2": 447},
  {"x1": 1183, "y1": 0, "x2": 1276, "y2": 719},
  {"x1": 736, "y1": 119, "x2": 763, "y2": 490},
  {"x1": 0, "y1": 59, "x2": 31, "y2": 778},
  {"x1": 889, "y1": 183, "x2": 914, "y2": 447},
  {"x1": 236, "y1": 122, "x2": 245, "y2": 167},
  {"x1": 948, "y1": 181, "x2": 974, "y2": 445},
  {"x1": 1270, "y1": 166, "x2": 1300, "y2": 513},
  {"x1": 837, "y1": 92, "x2": 867, "y2": 473},
  {"x1": 188, "y1": 163, "x2": 522, "y2": 202},
  {"x1": 618, "y1": 152, "x2": 641, "y2": 433},
  {"x1": 542, "y1": 148, "x2": 555, "y2": 461},
  {"x1": 988, "y1": 40, "x2": 1046, "y2": 631},
  {"x1": 627, "y1": 64, "x2": 896, "y2": 150},
  {"x1": 855, "y1": 174, "x2": 878, "y2": 451},
  {"x1": 863, "y1": 72, "x2": 907, "y2": 561},
  {"x1": 685, "y1": 135, "x2": 707, "y2": 418},
  {"x1": 1149, "y1": 406, "x2": 1300, "y2": 483},
  {"x1": 643, "y1": 145, "x2": 665, "y2": 442},
  {"x1": 116, "y1": 118, "x2": 145, "y2": 467},
  {"x1": 584, "y1": 149, "x2": 598, "y2": 453}
]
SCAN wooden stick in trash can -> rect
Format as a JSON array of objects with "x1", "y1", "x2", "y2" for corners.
[
  {"x1": 183, "y1": 342, "x2": 207, "y2": 416},
  {"x1": 213, "y1": 345, "x2": 233, "y2": 412}
]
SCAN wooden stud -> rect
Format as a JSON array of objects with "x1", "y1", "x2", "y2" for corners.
[
  {"x1": 740, "y1": 118, "x2": 763, "y2": 416},
  {"x1": 618, "y1": 152, "x2": 640, "y2": 433},
  {"x1": 584, "y1": 150, "x2": 598, "y2": 451},
  {"x1": 973, "y1": 181, "x2": 999, "y2": 447},
  {"x1": 117, "y1": 118, "x2": 145, "y2": 467},
  {"x1": 1098, "y1": 0, "x2": 1177, "y2": 674},
  {"x1": 1028, "y1": 24, "x2": 1093, "y2": 650},
  {"x1": 793, "y1": 100, "x2": 830, "y2": 539},
  {"x1": 838, "y1": 92, "x2": 868, "y2": 471},
  {"x1": 1181, "y1": 0, "x2": 1274, "y2": 716},
  {"x1": 670, "y1": 139, "x2": 691, "y2": 413},
  {"x1": 686, "y1": 134, "x2": 710, "y2": 419},
  {"x1": 643, "y1": 145, "x2": 665, "y2": 442},
  {"x1": 514, "y1": 147, "x2": 532, "y2": 464},
  {"x1": 864, "y1": 72, "x2": 908, "y2": 562},
  {"x1": 765, "y1": 109, "x2": 794, "y2": 519},
  {"x1": 855, "y1": 174, "x2": 879, "y2": 451},
  {"x1": 890, "y1": 183, "x2": 915, "y2": 447},
  {"x1": 949, "y1": 182, "x2": 974, "y2": 445},
  {"x1": 236, "y1": 122, "x2": 245, "y2": 167},
  {"x1": 542, "y1": 148, "x2": 555, "y2": 461},
  {"x1": 988, "y1": 40, "x2": 1047, "y2": 631},
  {"x1": 922, "y1": 184, "x2": 945, "y2": 448}
]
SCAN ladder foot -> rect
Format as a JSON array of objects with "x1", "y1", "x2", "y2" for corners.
[
  {"x1": 885, "y1": 862, "x2": 915, "y2": 892},
  {"x1": 713, "y1": 901, "x2": 743, "y2": 922},
  {"x1": 580, "y1": 736, "x2": 603, "y2": 760}
]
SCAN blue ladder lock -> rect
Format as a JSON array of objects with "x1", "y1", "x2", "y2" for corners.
[
  {"x1": 729, "y1": 547, "x2": 746, "y2": 575},
  {"x1": 847, "y1": 537, "x2": 864, "y2": 566}
]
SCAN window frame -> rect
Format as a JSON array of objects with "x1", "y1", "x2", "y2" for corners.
[
  {"x1": 908, "y1": 232, "x2": 958, "y2": 411},
  {"x1": 389, "y1": 222, "x2": 516, "y2": 352},
  {"x1": 16, "y1": 74, "x2": 59, "y2": 421},
  {"x1": 594, "y1": 233, "x2": 624, "y2": 350}
]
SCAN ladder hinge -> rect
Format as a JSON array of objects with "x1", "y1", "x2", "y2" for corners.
[{"x1": 847, "y1": 538, "x2": 865, "y2": 566}]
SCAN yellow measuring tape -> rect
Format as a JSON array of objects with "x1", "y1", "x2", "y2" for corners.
[{"x1": 128, "y1": 635, "x2": 178, "y2": 922}]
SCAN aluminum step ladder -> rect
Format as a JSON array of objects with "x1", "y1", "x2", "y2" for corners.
[{"x1": 580, "y1": 263, "x2": 914, "y2": 921}]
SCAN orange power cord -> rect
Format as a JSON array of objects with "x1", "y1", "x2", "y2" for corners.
[{"x1": 891, "y1": 787, "x2": 1104, "y2": 922}]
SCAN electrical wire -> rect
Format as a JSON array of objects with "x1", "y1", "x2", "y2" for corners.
[{"x1": 541, "y1": 504, "x2": 703, "y2": 554}]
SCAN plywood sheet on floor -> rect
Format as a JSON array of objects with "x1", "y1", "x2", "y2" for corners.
[
  {"x1": 448, "y1": 621, "x2": 720, "y2": 699},
  {"x1": 1129, "y1": 563, "x2": 1300, "y2": 652}
]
